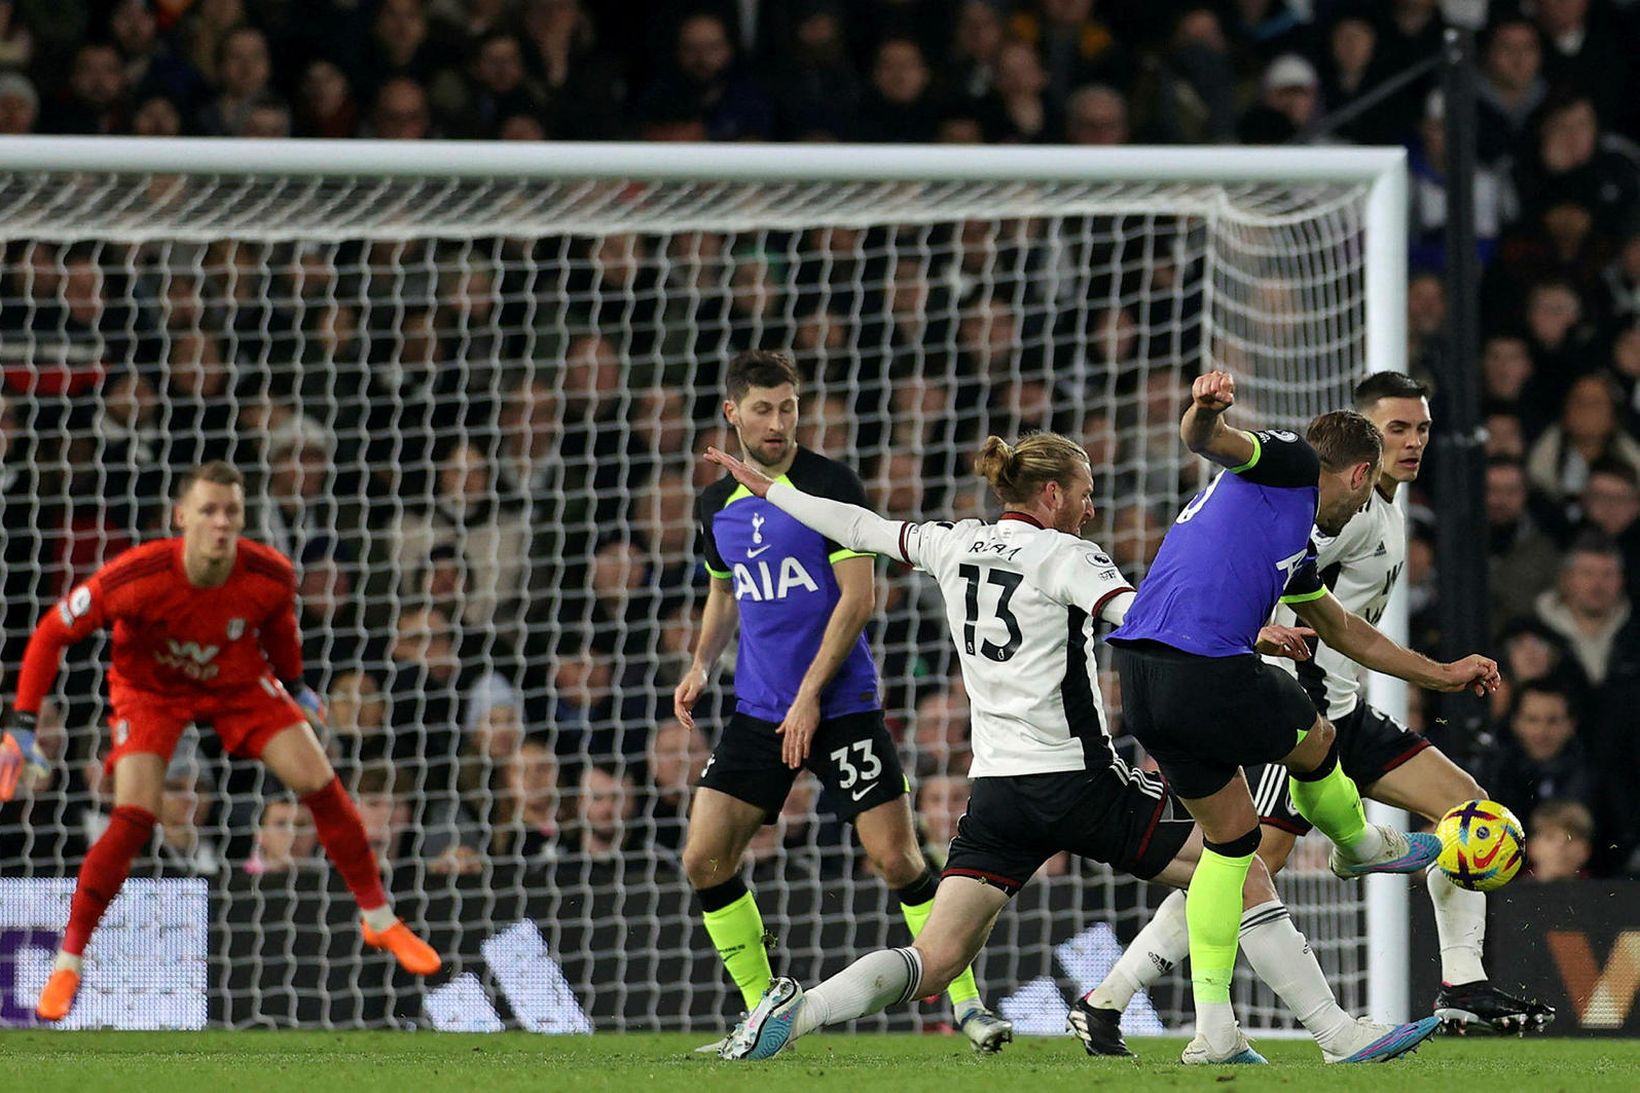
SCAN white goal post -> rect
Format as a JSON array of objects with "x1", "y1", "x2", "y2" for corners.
[{"x1": 0, "y1": 138, "x2": 1409, "y2": 1031}]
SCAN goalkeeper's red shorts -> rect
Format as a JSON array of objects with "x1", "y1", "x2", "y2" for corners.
[{"x1": 105, "y1": 676, "x2": 306, "y2": 773}]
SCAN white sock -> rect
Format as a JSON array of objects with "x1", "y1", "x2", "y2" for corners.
[
  {"x1": 793, "y1": 946, "x2": 923, "y2": 1039},
  {"x1": 1198, "y1": 999, "x2": 1240, "y2": 1055},
  {"x1": 1427, "y1": 865, "x2": 1487, "y2": 984},
  {"x1": 1088, "y1": 889, "x2": 1189, "y2": 1011},
  {"x1": 362, "y1": 905, "x2": 397, "y2": 933},
  {"x1": 1348, "y1": 823, "x2": 1388, "y2": 860},
  {"x1": 1238, "y1": 900, "x2": 1355, "y2": 1054},
  {"x1": 54, "y1": 951, "x2": 84, "y2": 974}
]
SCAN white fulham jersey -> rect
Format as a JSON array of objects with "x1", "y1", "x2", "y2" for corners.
[
  {"x1": 897, "y1": 515, "x2": 1135, "y2": 776},
  {"x1": 1267, "y1": 486, "x2": 1406, "y2": 718},
  {"x1": 759, "y1": 478, "x2": 1138, "y2": 778}
]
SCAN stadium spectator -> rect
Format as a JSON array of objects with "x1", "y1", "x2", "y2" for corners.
[
  {"x1": 947, "y1": 0, "x2": 1007, "y2": 113},
  {"x1": 745, "y1": 771, "x2": 821, "y2": 874},
  {"x1": 1142, "y1": 6, "x2": 1236, "y2": 146},
  {"x1": 0, "y1": 0, "x2": 31, "y2": 70},
  {"x1": 195, "y1": 24, "x2": 273, "y2": 136},
  {"x1": 0, "y1": 70, "x2": 37, "y2": 134},
  {"x1": 1508, "y1": 93, "x2": 1640, "y2": 238},
  {"x1": 505, "y1": 737, "x2": 561, "y2": 861},
  {"x1": 368, "y1": 76, "x2": 433, "y2": 139},
  {"x1": 988, "y1": 39, "x2": 1055, "y2": 144},
  {"x1": 435, "y1": 31, "x2": 542, "y2": 139},
  {"x1": 1575, "y1": 460, "x2": 1640, "y2": 590},
  {"x1": 108, "y1": 0, "x2": 201, "y2": 107},
  {"x1": 44, "y1": 40, "x2": 128, "y2": 135},
  {"x1": 1409, "y1": 91, "x2": 1505, "y2": 271},
  {"x1": 856, "y1": 36, "x2": 939, "y2": 143},
  {"x1": 326, "y1": 668, "x2": 389, "y2": 767},
  {"x1": 130, "y1": 91, "x2": 183, "y2": 136},
  {"x1": 1476, "y1": 17, "x2": 1547, "y2": 168},
  {"x1": 245, "y1": 798, "x2": 318, "y2": 875},
  {"x1": 914, "y1": 773, "x2": 968, "y2": 868},
  {"x1": 1481, "y1": 333, "x2": 1535, "y2": 414},
  {"x1": 88, "y1": 368, "x2": 166, "y2": 536},
  {"x1": 1526, "y1": 799, "x2": 1595, "y2": 881},
  {"x1": 392, "y1": 439, "x2": 529, "y2": 632},
  {"x1": 1532, "y1": 0, "x2": 1633, "y2": 136},
  {"x1": 1528, "y1": 373, "x2": 1640, "y2": 505},
  {"x1": 365, "y1": 0, "x2": 437, "y2": 95},
  {"x1": 1009, "y1": 0, "x2": 1129, "y2": 107},
  {"x1": 911, "y1": 688, "x2": 972, "y2": 778},
  {"x1": 1239, "y1": 52, "x2": 1319, "y2": 143},
  {"x1": 156, "y1": 750, "x2": 222, "y2": 877},
  {"x1": 294, "y1": 58, "x2": 357, "y2": 138},
  {"x1": 1485, "y1": 679, "x2": 1593, "y2": 825},
  {"x1": 640, "y1": 11, "x2": 771, "y2": 142},
  {"x1": 1063, "y1": 83, "x2": 1127, "y2": 145},
  {"x1": 517, "y1": 0, "x2": 624, "y2": 141},
  {"x1": 1530, "y1": 532, "x2": 1637, "y2": 687},
  {"x1": 353, "y1": 766, "x2": 410, "y2": 870},
  {"x1": 646, "y1": 717, "x2": 709, "y2": 852},
  {"x1": 771, "y1": 0, "x2": 859, "y2": 141},
  {"x1": 237, "y1": 94, "x2": 290, "y2": 138},
  {"x1": 568, "y1": 762, "x2": 638, "y2": 861},
  {"x1": 1486, "y1": 456, "x2": 1563, "y2": 632}
]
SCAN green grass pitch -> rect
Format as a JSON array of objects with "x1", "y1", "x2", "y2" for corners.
[{"x1": 3, "y1": 1031, "x2": 1635, "y2": 1092}]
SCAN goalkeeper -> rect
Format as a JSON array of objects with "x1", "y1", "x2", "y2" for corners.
[
  {"x1": 675, "y1": 350, "x2": 1010, "y2": 1052},
  {"x1": 1, "y1": 462, "x2": 439, "y2": 1022}
]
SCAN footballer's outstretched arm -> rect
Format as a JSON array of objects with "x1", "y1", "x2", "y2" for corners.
[
  {"x1": 703, "y1": 446, "x2": 903, "y2": 558},
  {"x1": 1290, "y1": 590, "x2": 1500, "y2": 696},
  {"x1": 1181, "y1": 370, "x2": 1258, "y2": 470}
]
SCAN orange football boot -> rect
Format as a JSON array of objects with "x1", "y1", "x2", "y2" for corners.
[
  {"x1": 361, "y1": 919, "x2": 441, "y2": 976},
  {"x1": 36, "y1": 968, "x2": 81, "y2": 1022}
]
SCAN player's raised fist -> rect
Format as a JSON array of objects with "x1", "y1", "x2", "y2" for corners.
[
  {"x1": 704, "y1": 446, "x2": 775, "y2": 498},
  {"x1": 1192, "y1": 370, "x2": 1236, "y2": 413}
]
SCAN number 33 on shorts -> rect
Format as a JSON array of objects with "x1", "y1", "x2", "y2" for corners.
[{"x1": 831, "y1": 739, "x2": 883, "y2": 801}]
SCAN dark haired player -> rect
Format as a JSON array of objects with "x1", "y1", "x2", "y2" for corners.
[
  {"x1": 1, "y1": 462, "x2": 439, "y2": 1022},
  {"x1": 1083, "y1": 373, "x2": 1552, "y2": 1040},
  {"x1": 675, "y1": 351, "x2": 1008, "y2": 1052},
  {"x1": 1104, "y1": 371, "x2": 1500, "y2": 1063}
]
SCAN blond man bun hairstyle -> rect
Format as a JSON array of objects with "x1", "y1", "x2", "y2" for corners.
[{"x1": 975, "y1": 431, "x2": 1090, "y2": 506}]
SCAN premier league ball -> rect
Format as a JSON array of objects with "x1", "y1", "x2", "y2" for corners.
[{"x1": 1436, "y1": 799, "x2": 1525, "y2": 892}]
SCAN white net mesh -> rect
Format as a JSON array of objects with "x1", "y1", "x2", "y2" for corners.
[{"x1": 0, "y1": 152, "x2": 1384, "y2": 1032}]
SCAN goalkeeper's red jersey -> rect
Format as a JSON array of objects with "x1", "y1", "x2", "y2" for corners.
[{"x1": 12, "y1": 537, "x2": 303, "y2": 713}]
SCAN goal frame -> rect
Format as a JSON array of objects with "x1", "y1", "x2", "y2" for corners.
[{"x1": 0, "y1": 136, "x2": 1411, "y2": 1024}]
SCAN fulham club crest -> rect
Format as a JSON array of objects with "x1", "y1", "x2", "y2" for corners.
[{"x1": 227, "y1": 617, "x2": 245, "y2": 641}]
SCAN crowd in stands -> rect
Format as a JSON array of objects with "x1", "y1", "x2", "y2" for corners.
[{"x1": 1, "y1": 1, "x2": 1638, "y2": 893}]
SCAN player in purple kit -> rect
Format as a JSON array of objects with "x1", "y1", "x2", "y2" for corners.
[
  {"x1": 675, "y1": 350, "x2": 1007, "y2": 1052},
  {"x1": 1106, "y1": 371, "x2": 1501, "y2": 1064}
]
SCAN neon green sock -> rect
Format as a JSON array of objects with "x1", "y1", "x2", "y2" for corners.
[
  {"x1": 1288, "y1": 762, "x2": 1369, "y2": 852},
  {"x1": 901, "y1": 897, "x2": 980, "y2": 1008},
  {"x1": 702, "y1": 891, "x2": 772, "y2": 1010},
  {"x1": 1186, "y1": 845, "x2": 1256, "y2": 1007}
]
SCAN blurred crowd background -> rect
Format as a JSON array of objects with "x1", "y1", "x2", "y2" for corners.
[{"x1": 0, "y1": 0, "x2": 1637, "y2": 896}]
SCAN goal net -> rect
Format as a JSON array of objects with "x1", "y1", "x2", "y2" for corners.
[{"x1": 0, "y1": 140, "x2": 1406, "y2": 1033}]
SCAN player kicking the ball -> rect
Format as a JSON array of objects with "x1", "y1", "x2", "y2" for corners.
[
  {"x1": 0, "y1": 462, "x2": 439, "y2": 1022},
  {"x1": 706, "y1": 431, "x2": 1439, "y2": 1065},
  {"x1": 1080, "y1": 373, "x2": 1552, "y2": 1042},
  {"x1": 1102, "y1": 371, "x2": 1500, "y2": 1064},
  {"x1": 676, "y1": 351, "x2": 1008, "y2": 1053}
]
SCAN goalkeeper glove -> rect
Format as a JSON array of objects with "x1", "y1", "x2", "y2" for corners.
[
  {"x1": 286, "y1": 681, "x2": 326, "y2": 726},
  {"x1": 1, "y1": 712, "x2": 50, "y2": 801}
]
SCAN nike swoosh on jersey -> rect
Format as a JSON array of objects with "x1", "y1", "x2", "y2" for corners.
[
  {"x1": 747, "y1": 545, "x2": 773, "y2": 558},
  {"x1": 850, "y1": 783, "x2": 875, "y2": 801}
]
